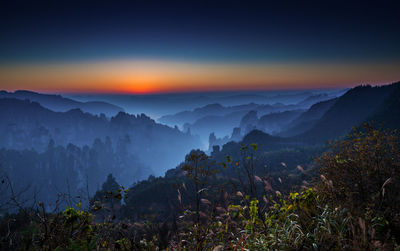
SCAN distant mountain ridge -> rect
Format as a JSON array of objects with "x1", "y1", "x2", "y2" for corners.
[
  {"x1": 367, "y1": 83, "x2": 400, "y2": 129},
  {"x1": 214, "y1": 82, "x2": 400, "y2": 150},
  {"x1": 0, "y1": 90, "x2": 124, "y2": 116},
  {"x1": 295, "y1": 82, "x2": 400, "y2": 143},
  {"x1": 157, "y1": 91, "x2": 340, "y2": 144},
  {"x1": 0, "y1": 98, "x2": 200, "y2": 177},
  {"x1": 279, "y1": 98, "x2": 338, "y2": 137},
  {"x1": 158, "y1": 92, "x2": 337, "y2": 128},
  {"x1": 201, "y1": 83, "x2": 400, "y2": 177},
  {"x1": 257, "y1": 110, "x2": 305, "y2": 134}
]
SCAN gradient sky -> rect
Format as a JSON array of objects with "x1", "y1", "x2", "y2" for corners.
[{"x1": 1, "y1": 0, "x2": 400, "y2": 94}]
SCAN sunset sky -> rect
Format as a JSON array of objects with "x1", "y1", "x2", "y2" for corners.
[{"x1": 1, "y1": 1, "x2": 399, "y2": 94}]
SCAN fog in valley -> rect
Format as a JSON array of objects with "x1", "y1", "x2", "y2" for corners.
[{"x1": 3, "y1": 84, "x2": 393, "y2": 210}]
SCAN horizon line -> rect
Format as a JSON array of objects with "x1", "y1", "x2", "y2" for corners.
[
  {"x1": 1, "y1": 86, "x2": 349, "y2": 96},
  {"x1": 2, "y1": 82, "x2": 387, "y2": 96}
]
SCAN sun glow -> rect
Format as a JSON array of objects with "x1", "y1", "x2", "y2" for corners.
[{"x1": 1, "y1": 59, "x2": 400, "y2": 94}]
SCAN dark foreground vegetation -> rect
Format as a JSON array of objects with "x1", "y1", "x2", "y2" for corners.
[{"x1": 1, "y1": 124, "x2": 399, "y2": 250}]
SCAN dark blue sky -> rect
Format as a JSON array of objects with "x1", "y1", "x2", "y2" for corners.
[{"x1": 1, "y1": 0, "x2": 400, "y2": 64}]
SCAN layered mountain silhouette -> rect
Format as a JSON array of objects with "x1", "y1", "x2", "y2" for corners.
[
  {"x1": 159, "y1": 92, "x2": 337, "y2": 128},
  {"x1": 159, "y1": 103, "x2": 297, "y2": 142},
  {"x1": 279, "y1": 98, "x2": 338, "y2": 137},
  {"x1": 295, "y1": 83, "x2": 398, "y2": 143},
  {"x1": 214, "y1": 82, "x2": 400, "y2": 150},
  {"x1": 239, "y1": 109, "x2": 305, "y2": 136},
  {"x1": 367, "y1": 83, "x2": 400, "y2": 129},
  {"x1": 158, "y1": 91, "x2": 339, "y2": 143},
  {"x1": 0, "y1": 90, "x2": 124, "y2": 116},
  {"x1": 0, "y1": 98, "x2": 200, "y2": 177},
  {"x1": 1, "y1": 83, "x2": 398, "y2": 212}
]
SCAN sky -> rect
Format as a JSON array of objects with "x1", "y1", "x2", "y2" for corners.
[{"x1": 0, "y1": 0, "x2": 400, "y2": 94}]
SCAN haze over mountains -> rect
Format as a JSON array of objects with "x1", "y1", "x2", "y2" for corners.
[
  {"x1": 0, "y1": 98, "x2": 199, "y2": 175},
  {"x1": 118, "y1": 82, "x2": 400, "y2": 224},
  {"x1": 2, "y1": 0, "x2": 400, "y2": 247},
  {"x1": 66, "y1": 89, "x2": 346, "y2": 119},
  {"x1": 0, "y1": 90, "x2": 124, "y2": 117},
  {"x1": 0, "y1": 95, "x2": 200, "y2": 205},
  {"x1": 157, "y1": 91, "x2": 341, "y2": 145},
  {"x1": 295, "y1": 83, "x2": 400, "y2": 143},
  {"x1": 0, "y1": 82, "x2": 399, "y2": 208}
]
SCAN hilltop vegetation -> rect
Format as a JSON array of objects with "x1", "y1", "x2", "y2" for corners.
[
  {"x1": 1, "y1": 125, "x2": 399, "y2": 250},
  {"x1": 296, "y1": 84, "x2": 396, "y2": 143}
]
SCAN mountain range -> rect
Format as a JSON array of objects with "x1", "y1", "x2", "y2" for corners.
[
  {"x1": 0, "y1": 90, "x2": 124, "y2": 117},
  {"x1": 1, "y1": 82, "x2": 399, "y2": 210},
  {"x1": 0, "y1": 98, "x2": 200, "y2": 177}
]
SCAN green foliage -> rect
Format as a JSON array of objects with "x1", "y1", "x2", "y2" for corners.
[
  {"x1": 246, "y1": 199, "x2": 259, "y2": 232},
  {"x1": 317, "y1": 124, "x2": 400, "y2": 247},
  {"x1": 2, "y1": 125, "x2": 400, "y2": 250}
]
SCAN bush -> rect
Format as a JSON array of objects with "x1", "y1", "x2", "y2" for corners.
[{"x1": 317, "y1": 124, "x2": 400, "y2": 246}]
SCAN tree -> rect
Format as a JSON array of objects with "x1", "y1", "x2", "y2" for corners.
[
  {"x1": 91, "y1": 174, "x2": 122, "y2": 221},
  {"x1": 181, "y1": 150, "x2": 215, "y2": 224}
]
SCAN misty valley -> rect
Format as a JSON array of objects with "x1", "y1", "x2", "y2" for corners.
[
  {"x1": 0, "y1": 87, "x2": 344, "y2": 206},
  {"x1": 1, "y1": 82, "x2": 400, "y2": 249},
  {"x1": 2, "y1": 0, "x2": 400, "y2": 249}
]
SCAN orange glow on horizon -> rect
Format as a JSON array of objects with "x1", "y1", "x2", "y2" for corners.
[{"x1": 0, "y1": 59, "x2": 399, "y2": 94}]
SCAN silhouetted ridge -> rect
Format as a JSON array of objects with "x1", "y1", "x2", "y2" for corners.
[
  {"x1": 242, "y1": 130, "x2": 278, "y2": 143},
  {"x1": 0, "y1": 90, "x2": 124, "y2": 116},
  {"x1": 297, "y1": 83, "x2": 397, "y2": 143},
  {"x1": 279, "y1": 98, "x2": 338, "y2": 137},
  {"x1": 367, "y1": 82, "x2": 400, "y2": 129},
  {"x1": 295, "y1": 93, "x2": 332, "y2": 108},
  {"x1": 0, "y1": 98, "x2": 200, "y2": 177},
  {"x1": 194, "y1": 103, "x2": 224, "y2": 112},
  {"x1": 111, "y1": 112, "x2": 155, "y2": 127},
  {"x1": 240, "y1": 129, "x2": 287, "y2": 151}
]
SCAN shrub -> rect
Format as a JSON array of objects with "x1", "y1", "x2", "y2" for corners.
[{"x1": 317, "y1": 124, "x2": 400, "y2": 245}]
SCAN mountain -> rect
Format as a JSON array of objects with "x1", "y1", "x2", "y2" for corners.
[
  {"x1": 257, "y1": 110, "x2": 305, "y2": 134},
  {"x1": 296, "y1": 83, "x2": 398, "y2": 143},
  {"x1": 295, "y1": 93, "x2": 334, "y2": 108},
  {"x1": 183, "y1": 111, "x2": 247, "y2": 140},
  {"x1": 0, "y1": 137, "x2": 150, "y2": 208},
  {"x1": 159, "y1": 101, "x2": 329, "y2": 128},
  {"x1": 233, "y1": 82, "x2": 400, "y2": 146},
  {"x1": 0, "y1": 98, "x2": 201, "y2": 177},
  {"x1": 279, "y1": 98, "x2": 338, "y2": 137},
  {"x1": 239, "y1": 110, "x2": 259, "y2": 135},
  {"x1": 158, "y1": 102, "x2": 304, "y2": 140},
  {"x1": 67, "y1": 90, "x2": 344, "y2": 118},
  {"x1": 159, "y1": 103, "x2": 259, "y2": 126},
  {"x1": 159, "y1": 103, "x2": 228, "y2": 126},
  {"x1": 241, "y1": 129, "x2": 285, "y2": 148},
  {"x1": 158, "y1": 90, "x2": 344, "y2": 142},
  {"x1": 0, "y1": 90, "x2": 124, "y2": 116},
  {"x1": 367, "y1": 83, "x2": 400, "y2": 129},
  {"x1": 238, "y1": 109, "x2": 305, "y2": 136},
  {"x1": 159, "y1": 103, "x2": 297, "y2": 143}
]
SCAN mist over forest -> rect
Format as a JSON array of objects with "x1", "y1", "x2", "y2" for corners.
[
  {"x1": 2, "y1": 0, "x2": 400, "y2": 248},
  {"x1": 0, "y1": 83, "x2": 397, "y2": 207},
  {"x1": 2, "y1": 81, "x2": 400, "y2": 249}
]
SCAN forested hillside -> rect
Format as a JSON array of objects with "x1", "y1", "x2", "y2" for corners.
[
  {"x1": 1, "y1": 125, "x2": 399, "y2": 250},
  {"x1": 1, "y1": 0, "x2": 399, "y2": 248},
  {"x1": 296, "y1": 84, "x2": 397, "y2": 143},
  {"x1": 0, "y1": 98, "x2": 201, "y2": 208},
  {"x1": 1, "y1": 83, "x2": 400, "y2": 250}
]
